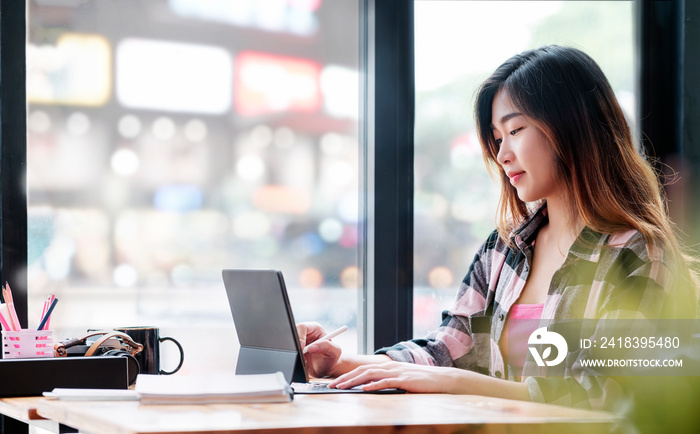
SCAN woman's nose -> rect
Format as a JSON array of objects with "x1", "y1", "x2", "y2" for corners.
[{"x1": 496, "y1": 139, "x2": 512, "y2": 166}]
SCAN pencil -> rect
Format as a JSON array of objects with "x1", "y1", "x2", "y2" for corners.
[
  {"x1": 6, "y1": 302, "x2": 21, "y2": 331},
  {"x1": 0, "y1": 303, "x2": 20, "y2": 349},
  {"x1": 37, "y1": 297, "x2": 58, "y2": 330},
  {"x1": 302, "y1": 325, "x2": 348, "y2": 354},
  {"x1": 2, "y1": 284, "x2": 20, "y2": 330},
  {"x1": 0, "y1": 303, "x2": 15, "y2": 331},
  {"x1": 4, "y1": 282, "x2": 12, "y2": 303}
]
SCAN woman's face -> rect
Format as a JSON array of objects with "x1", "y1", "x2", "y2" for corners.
[{"x1": 492, "y1": 89, "x2": 561, "y2": 203}]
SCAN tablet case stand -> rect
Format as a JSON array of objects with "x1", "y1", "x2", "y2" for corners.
[
  {"x1": 235, "y1": 346, "x2": 306, "y2": 383},
  {"x1": 223, "y1": 269, "x2": 309, "y2": 384}
]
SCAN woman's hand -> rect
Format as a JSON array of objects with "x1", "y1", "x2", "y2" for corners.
[
  {"x1": 296, "y1": 322, "x2": 342, "y2": 378},
  {"x1": 329, "y1": 361, "x2": 532, "y2": 400},
  {"x1": 328, "y1": 361, "x2": 464, "y2": 393}
]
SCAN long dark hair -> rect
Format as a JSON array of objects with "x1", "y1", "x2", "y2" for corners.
[{"x1": 475, "y1": 45, "x2": 686, "y2": 264}]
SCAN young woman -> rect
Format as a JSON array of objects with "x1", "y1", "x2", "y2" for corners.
[{"x1": 297, "y1": 45, "x2": 698, "y2": 410}]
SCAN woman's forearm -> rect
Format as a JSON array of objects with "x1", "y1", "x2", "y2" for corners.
[
  {"x1": 451, "y1": 368, "x2": 531, "y2": 400},
  {"x1": 332, "y1": 355, "x2": 532, "y2": 402}
]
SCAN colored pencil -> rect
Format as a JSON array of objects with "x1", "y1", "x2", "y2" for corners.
[{"x1": 37, "y1": 297, "x2": 58, "y2": 331}]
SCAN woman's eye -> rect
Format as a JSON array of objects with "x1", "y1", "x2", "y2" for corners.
[
  {"x1": 494, "y1": 138, "x2": 503, "y2": 146},
  {"x1": 510, "y1": 127, "x2": 523, "y2": 136}
]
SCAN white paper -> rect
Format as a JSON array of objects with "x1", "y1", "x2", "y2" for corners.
[{"x1": 43, "y1": 388, "x2": 141, "y2": 401}]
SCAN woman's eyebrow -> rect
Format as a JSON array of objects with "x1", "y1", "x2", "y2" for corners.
[{"x1": 491, "y1": 112, "x2": 523, "y2": 129}]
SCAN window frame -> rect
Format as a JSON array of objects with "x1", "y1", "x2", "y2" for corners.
[
  {"x1": 1, "y1": 0, "x2": 699, "y2": 383},
  {"x1": 0, "y1": 4, "x2": 28, "y2": 434},
  {"x1": 360, "y1": 0, "x2": 415, "y2": 353},
  {"x1": 0, "y1": 0, "x2": 28, "y2": 328}
]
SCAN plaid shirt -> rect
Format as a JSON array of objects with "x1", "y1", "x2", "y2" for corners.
[{"x1": 377, "y1": 203, "x2": 697, "y2": 410}]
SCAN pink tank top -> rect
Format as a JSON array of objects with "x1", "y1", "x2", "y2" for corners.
[{"x1": 500, "y1": 303, "x2": 544, "y2": 379}]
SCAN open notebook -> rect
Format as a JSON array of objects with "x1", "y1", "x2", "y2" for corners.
[{"x1": 222, "y1": 269, "x2": 403, "y2": 394}]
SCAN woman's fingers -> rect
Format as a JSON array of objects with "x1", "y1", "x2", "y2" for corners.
[
  {"x1": 329, "y1": 363, "x2": 395, "y2": 389},
  {"x1": 296, "y1": 323, "x2": 308, "y2": 348},
  {"x1": 296, "y1": 322, "x2": 326, "y2": 349},
  {"x1": 328, "y1": 362, "x2": 457, "y2": 393},
  {"x1": 303, "y1": 339, "x2": 342, "y2": 378},
  {"x1": 359, "y1": 377, "x2": 401, "y2": 391},
  {"x1": 304, "y1": 338, "x2": 338, "y2": 356}
]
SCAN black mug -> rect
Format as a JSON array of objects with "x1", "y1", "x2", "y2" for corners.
[{"x1": 115, "y1": 326, "x2": 184, "y2": 375}]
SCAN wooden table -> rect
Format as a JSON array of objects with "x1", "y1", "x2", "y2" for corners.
[
  {"x1": 1, "y1": 393, "x2": 620, "y2": 434},
  {"x1": 0, "y1": 396, "x2": 63, "y2": 432}
]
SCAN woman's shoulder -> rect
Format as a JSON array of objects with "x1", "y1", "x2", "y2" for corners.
[
  {"x1": 597, "y1": 228, "x2": 697, "y2": 297},
  {"x1": 573, "y1": 227, "x2": 675, "y2": 286},
  {"x1": 603, "y1": 228, "x2": 665, "y2": 263},
  {"x1": 594, "y1": 228, "x2": 699, "y2": 319}
]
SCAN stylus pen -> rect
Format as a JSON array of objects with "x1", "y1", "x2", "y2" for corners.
[{"x1": 303, "y1": 325, "x2": 348, "y2": 354}]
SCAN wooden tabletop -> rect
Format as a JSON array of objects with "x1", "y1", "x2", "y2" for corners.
[
  {"x1": 0, "y1": 397, "x2": 45, "y2": 421},
  {"x1": 0, "y1": 397, "x2": 62, "y2": 433},
  {"x1": 2, "y1": 393, "x2": 621, "y2": 434}
]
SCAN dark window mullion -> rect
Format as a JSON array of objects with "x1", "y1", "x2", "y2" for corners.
[
  {"x1": 0, "y1": 0, "x2": 28, "y2": 329},
  {"x1": 0, "y1": 2, "x2": 29, "y2": 433},
  {"x1": 361, "y1": 0, "x2": 414, "y2": 353},
  {"x1": 637, "y1": 0, "x2": 700, "y2": 247}
]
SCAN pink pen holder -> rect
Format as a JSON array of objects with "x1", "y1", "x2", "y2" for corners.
[{"x1": 2, "y1": 329, "x2": 54, "y2": 359}]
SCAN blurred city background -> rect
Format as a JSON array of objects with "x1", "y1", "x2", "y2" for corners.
[{"x1": 25, "y1": 0, "x2": 634, "y2": 374}]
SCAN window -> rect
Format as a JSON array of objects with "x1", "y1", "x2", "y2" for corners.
[
  {"x1": 27, "y1": 0, "x2": 361, "y2": 374},
  {"x1": 413, "y1": 1, "x2": 636, "y2": 337}
]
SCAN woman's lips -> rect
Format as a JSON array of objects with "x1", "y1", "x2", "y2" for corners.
[{"x1": 508, "y1": 171, "x2": 524, "y2": 185}]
